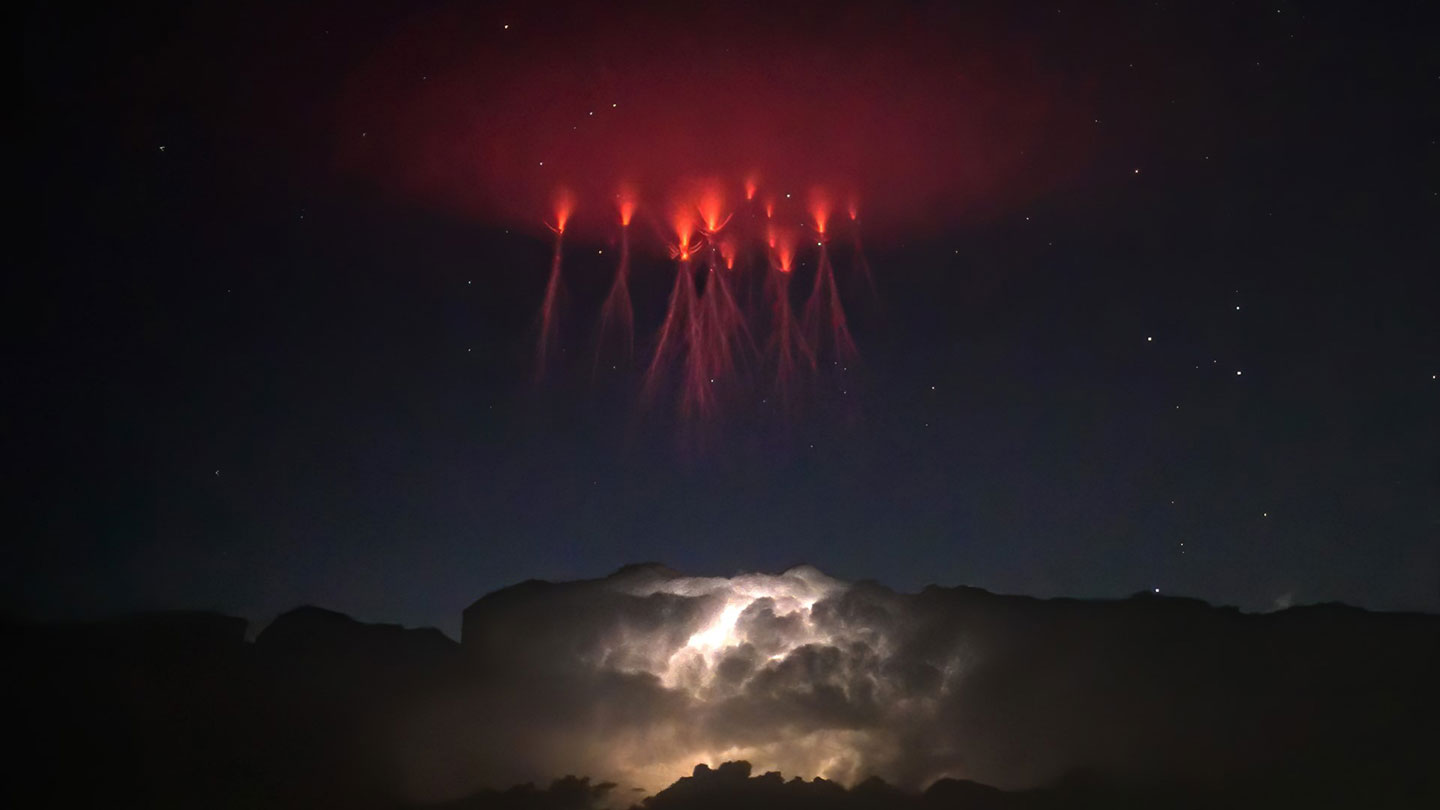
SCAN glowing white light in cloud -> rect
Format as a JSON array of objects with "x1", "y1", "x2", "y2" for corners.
[{"x1": 618, "y1": 566, "x2": 847, "y2": 689}]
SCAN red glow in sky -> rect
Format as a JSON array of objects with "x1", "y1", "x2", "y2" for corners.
[
  {"x1": 551, "y1": 188, "x2": 574, "y2": 234},
  {"x1": 336, "y1": 3, "x2": 1093, "y2": 246},
  {"x1": 719, "y1": 237, "x2": 737, "y2": 270},
  {"x1": 617, "y1": 185, "x2": 637, "y2": 227},
  {"x1": 774, "y1": 231, "x2": 796, "y2": 273},
  {"x1": 696, "y1": 182, "x2": 730, "y2": 234},
  {"x1": 671, "y1": 206, "x2": 698, "y2": 259},
  {"x1": 809, "y1": 188, "x2": 832, "y2": 237}
]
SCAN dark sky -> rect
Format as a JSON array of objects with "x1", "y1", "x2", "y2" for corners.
[{"x1": 16, "y1": 0, "x2": 1439, "y2": 637}]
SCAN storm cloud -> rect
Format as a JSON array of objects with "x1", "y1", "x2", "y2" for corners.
[
  {"x1": 391, "y1": 565, "x2": 1439, "y2": 802},
  {"x1": 13, "y1": 565, "x2": 1438, "y2": 808}
]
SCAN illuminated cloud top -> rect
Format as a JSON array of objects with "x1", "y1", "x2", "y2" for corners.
[
  {"x1": 444, "y1": 564, "x2": 945, "y2": 798},
  {"x1": 619, "y1": 566, "x2": 850, "y2": 693},
  {"x1": 387, "y1": 565, "x2": 1440, "y2": 805}
]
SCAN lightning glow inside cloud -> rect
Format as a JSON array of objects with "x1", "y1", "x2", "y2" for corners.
[
  {"x1": 412, "y1": 565, "x2": 947, "y2": 801},
  {"x1": 393, "y1": 564, "x2": 1414, "y2": 805}
]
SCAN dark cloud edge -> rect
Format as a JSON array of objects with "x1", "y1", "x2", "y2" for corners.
[{"x1": 9, "y1": 564, "x2": 1439, "y2": 809}]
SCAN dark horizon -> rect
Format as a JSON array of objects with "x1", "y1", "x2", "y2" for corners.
[
  {"x1": 17, "y1": 561, "x2": 1438, "y2": 644},
  {"x1": 14, "y1": 563, "x2": 1439, "y2": 807}
]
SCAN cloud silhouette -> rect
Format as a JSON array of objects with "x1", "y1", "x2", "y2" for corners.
[
  {"x1": 389, "y1": 565, "x2": 1440, "y2": 802},
  {"x1": 10, "y1": 566, "x2": 1439, "y2": 808}
]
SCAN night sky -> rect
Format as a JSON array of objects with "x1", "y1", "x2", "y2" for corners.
[{"x1": 17, "y1": 0, "x2": 1439, "y2": 638}]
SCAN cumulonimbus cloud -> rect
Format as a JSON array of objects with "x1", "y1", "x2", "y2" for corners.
[{"x1": 388, "y1": 564, "x2": 1439, "y2": 804}]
